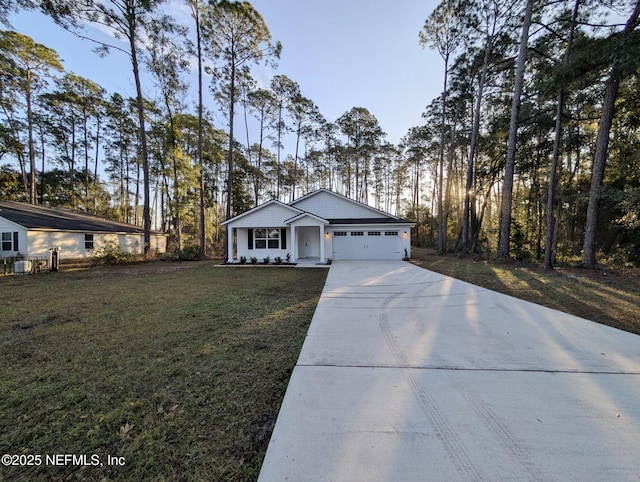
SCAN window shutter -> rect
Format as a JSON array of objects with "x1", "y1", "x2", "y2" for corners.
[
  {"x1": 248, "y1": 229, "x2": 253, "y2": 250},
  {"x1": 13, "y1": 232, "x2": 18, "y2": 252},
  {"x1": 281, "y1": 228, "x2": 286, "y2": 249}
]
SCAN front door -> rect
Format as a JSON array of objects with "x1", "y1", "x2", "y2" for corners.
[{"x1": 298, "y1": 226, "x2": 320, "y2": 258}]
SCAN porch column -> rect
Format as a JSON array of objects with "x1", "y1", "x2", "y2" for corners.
[
  {"x1": 227, "y1": 227, "x2": 234, "y2": 262},
  {"x1": 320, "y1": 226, "x2": 325, "y2": 262},
  {"x1": 290, "y1": 225, "x2": 296, "y2": 260}
]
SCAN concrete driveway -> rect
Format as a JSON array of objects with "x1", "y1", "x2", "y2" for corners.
[{"x1": 258, "y1": 260, "x2": 640, "y2": 481}]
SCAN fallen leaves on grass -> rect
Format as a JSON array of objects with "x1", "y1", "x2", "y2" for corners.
[{"x1": 119, "y1": 423, "x2": 134, "y2": 440}]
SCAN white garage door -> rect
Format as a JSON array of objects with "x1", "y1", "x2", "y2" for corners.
[{"x1": 332, "y1": 230, "x2": 402, "y2": 260}]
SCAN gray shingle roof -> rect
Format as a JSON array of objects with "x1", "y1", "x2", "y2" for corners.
[{"x1": 0, "y1": 201, "x2": 151, "y2": 234}]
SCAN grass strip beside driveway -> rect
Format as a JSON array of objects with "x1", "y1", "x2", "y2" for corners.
[{"x1": 0, "y1": 262, "x2": 327, "y2": 481}]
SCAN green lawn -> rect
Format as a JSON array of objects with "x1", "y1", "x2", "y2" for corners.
[{"x1": 0, "y1": 262, "x2": 327, "y2": 481}]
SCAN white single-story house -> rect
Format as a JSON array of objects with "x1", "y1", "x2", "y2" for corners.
[
  {"x1": 222, "y1": 189, "x2": 415, "y2": 263},
  {"x1": 0, "y1": 200, "x2": 167, "y2": 259}
]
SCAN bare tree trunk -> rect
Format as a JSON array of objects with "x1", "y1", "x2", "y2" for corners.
[
  {"x1": 460, "y1": 33, "x2": 492, "y2": 254},
  {"x1": 226, "y1": 62, "x2": 236, "y2": 219},
  {"x1": 168, "y1": 108, "x2": 182, "y2": 257},
  {"x1": 135, "y1": 154, "x2": 140, "y2": 226},
  {"x1": 120, "y1": 149, "x2": 126, "y2": 221},
  {"x1": 1, "y1": 99, "x2": 30, "y2": 200},
  {"x1": 94, "y1": 114, "x2": 101, "y2": 212},
  {"x1": 70, "y1": 120, "x2": 76, "y2": 208},
  {"x1": 437, "y1": 54, "x2": 449, "y2": 254},
  {"x1": 83, "y1": 112, "x2": 90, "y2": 202},
  {"x1": 255, "y1": 115, "x2": 266, "y2": 206},
  {"x1": 582, "y1": 0, "x2": 640, "y2": 267},
  {"x1": 130, "y1": 42, "x2": 151, "y2": 255},
  {"x1": 26, "y1": 74, "x2": 37, "y2": 204},
  {"x1": 39, "y1": 125, "x2": 45, "y2": 203},
  {"x1": 276, "y1": 102, "x2": 282, "y2": 200},
  {"x1": 128, "y1": 14, "x2": 151, "y2": 253},
  {"x1": 545, "y1": 0, "x2": 580, "y2": 269},
  {"x1": 443, "y1": 110, "x2": 458, "y2": 251},
  {"x1": 497, "y1": 0, "x2": 533, "y2": 259},
  {"x1": 291, "y1": 124, "x2": 301, "y2": 202},
  {"x1": 186, "y1": 0, "x2": 206, "y2": 258}
]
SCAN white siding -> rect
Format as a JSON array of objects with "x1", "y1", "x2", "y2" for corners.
[
  {"x1": 28, "y1": 231, "x2": 86, "y2": 258},
  {"x1": 228, "y1": 202, "x2": 300, "y2": 228},
  {"x1": 291, "y1": 191, "x2": 387, "y2": 219},
  {"x1": 288, "y1": 216, "x2": 326, "y2": 229},
  {"x1": 114, "y1": 233, "x2": 165, "y2": 254},
  {"x1": 234, "y1": 228, "x2": 291, "y2": 262},
  {"x1": 118, "y1": 234, "x2": 142, "y2": 254},
  {"x1": 223, "y1": 191, "x2": 411, "y2": 262},
  {"x1": 0, "y1": 216, "x2": 27, "y2": 258},
  {"x1": 26, "y1": 231, "x2": 166, "y2": 258},
  {"x1": 149, "y1": 234, "x2": 167, "y2": 253}
]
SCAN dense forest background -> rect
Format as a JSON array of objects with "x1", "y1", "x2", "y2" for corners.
[{"x1": 1, "y1": 0, "x2": 639, "y2": 266}]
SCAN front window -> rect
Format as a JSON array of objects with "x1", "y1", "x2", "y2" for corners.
[
  {"x1": 254, "y1": 228, "x2": 280, "y2": 249},
  {"x1": 85, "y1": 234, "x2": 94, "y2": 251},
  {"x1": 1, "y1": 232, "x2": 12, "y2": 251}
]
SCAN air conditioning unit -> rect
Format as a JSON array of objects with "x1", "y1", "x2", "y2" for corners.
[{"x1": 15, "y1": 260, "x2": 32, "y2": 275}]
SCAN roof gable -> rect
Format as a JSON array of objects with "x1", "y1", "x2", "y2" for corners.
[
  {"x1": 222, "y1": 200, "x2": 302, "y2": 228},
  {"x1": 289, "y1": 189, "x2": 398, "y2": 220},
  {"x1": 0, "y1": 201, "x2": 153, "y2": 233},
  {"x1": 285, "y1": 212, "x2": 329, "y2": 225}
]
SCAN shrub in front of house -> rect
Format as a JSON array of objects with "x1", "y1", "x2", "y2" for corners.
[
  {"x1": 180, "y1": 245, "x2": 203, "y2": 261},
  {"x1": 92, "y1": 240, "x2": 137, "y2": 265},
  {"x1": 263, "y1": 256, "x2": 270, "y2": 264}
]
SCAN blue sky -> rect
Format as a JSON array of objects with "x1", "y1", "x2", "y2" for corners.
[{"x1": 9, "y1": 0, "x2": 443, "y2": 146}]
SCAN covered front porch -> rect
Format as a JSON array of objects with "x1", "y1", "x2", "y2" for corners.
[
  {"x1": 287, "y1": 213, "x2": 329, "y2": 263},
  {"x1": 226, "y1": 216, "x2": 328, "y2": 264}
]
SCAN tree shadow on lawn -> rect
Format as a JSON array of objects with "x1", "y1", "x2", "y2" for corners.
[{"x1": 411, "y1": 253, "x2": 640, "y2": 336}]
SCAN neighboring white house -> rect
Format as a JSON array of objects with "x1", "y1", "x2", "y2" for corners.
[
  {"x1": 0, "y1": 201, "x2": 167, "y2": 259},
  {"x1": 222, "y1": 189, "x2": 414, "y2": 263}
]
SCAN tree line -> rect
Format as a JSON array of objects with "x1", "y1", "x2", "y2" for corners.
[
  {"x1": 1, "y1": 0, "x2": 639, "y2": 267},
  {"x1": 419, "y1": 0, "x2": 640, "y2": 267}
]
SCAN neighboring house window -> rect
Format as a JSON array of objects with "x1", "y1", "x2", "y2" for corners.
[
  {"x1": 85, "y1": 234, "x2": 94, "y2": 250},
  {"x1": 1, "y1": 232, "x2": 17, "y2": 251},
  {"x1": 250, "y1": 228, "x2": 284, "y2": 249},
  {"x1": 385, "y1": 231, "x2": 399, "y2": 236}
]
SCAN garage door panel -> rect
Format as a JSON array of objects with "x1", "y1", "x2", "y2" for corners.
[{"x1": 332, "y1": 230, "x2": 402, "y2": 260}]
